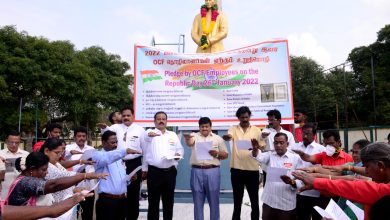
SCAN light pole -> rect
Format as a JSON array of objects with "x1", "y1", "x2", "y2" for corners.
[{"x1": 370, "y1": 55, "x2": 377, "y2": 141}]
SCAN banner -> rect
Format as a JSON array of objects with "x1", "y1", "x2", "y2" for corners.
[{"x1": 134, "y1": 39, "x2": 294, "y2": 126}]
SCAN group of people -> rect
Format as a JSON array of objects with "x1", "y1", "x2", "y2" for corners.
[{"x1": 1, "y1": 105, "x2": 390, "y2": 220}]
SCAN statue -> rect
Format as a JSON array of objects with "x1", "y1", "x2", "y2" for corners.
[{"x1": 191, "y1": 0, "x2": 228, "y2": 53}]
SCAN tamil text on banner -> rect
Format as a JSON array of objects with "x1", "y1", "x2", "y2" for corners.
[{"x1": 134, "y1": 39, "x2": 294, "y2": 127}]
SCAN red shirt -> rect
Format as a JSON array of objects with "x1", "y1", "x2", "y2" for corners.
[
  {"x1": 294, "y1": 127, "x2": 317, "y2": 142},
  {"x1": 33, "y1": 141, "x2": 44, "y2": 152},
  {"x1": 314, "y1": 178, "x2": 390, "y2": 220},
  {"x1": 314, "y1": 151, "x2": 353, "y2": 166}
]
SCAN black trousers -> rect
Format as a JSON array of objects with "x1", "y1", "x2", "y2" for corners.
[
  {"x1": 125, "y1": 157, "x2": 142, "y2": 220},
  {"x1": 96, "y1": 196, "x2": 127, "y2": 220},
  {"x1": 231, "y1": 168, "x2": 259, "y2": 220},
  {"x1": 296, "y1": 194, "x2": 322, "y2": 220},
  {"x1": 262, "y1": 203, "x2": 296, "y2": 220},
  {"x1": 147, "y1": 165, "x2": 177, "y2": 220},
  {"x1": 79, "y1": 194, "x2": 95, "y2": 220}
]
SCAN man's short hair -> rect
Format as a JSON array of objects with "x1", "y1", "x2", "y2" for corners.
[
  {"x1": 235, "y1": 106, "x2": 251, "y2": 118},
  {"x1": 322, "y1": 129, "x2": 340, "y2": 142},
  {"x1": 120, "y1": 106, "x2": 134, "y2": 114},
  {"x1": 74, "y1": 126, "x2": 88, "y2": 136},
  {"x1": 274, "y1": 132, "x2": 288, "y2": 141},
  {"x1": 46, "y1": 123, "x2": 62, "y2": 132},
  {"x1": 108, "y1": 111, "x2": 119, "y2": 124},
  {"x1": 295, "y1": 107, "x2": 308, "y2": 115},
  {"x1": 198, "y1": 117, "x2": 212, "y2": 126},
  {"x1": 154, "y1": 111, "x2": 168, "y2": 120},
  {"x1": 267, "y1": 109, "x2": 282, "y2": 120},
  {"x1": 353, "y1": 139, "x2": 370, "y2": 150},
  {"x1": 102, "y1": 130, "x2": 116, "y2": 142},
  {"x1": 6, "y1": 130, "x2": 20, "y2": 139},
  {"x1": 302, "y1": 122, "x2": 318, "y2": 134}
]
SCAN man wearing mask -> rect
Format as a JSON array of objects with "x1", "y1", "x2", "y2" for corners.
[
  {"x1": 0, "y1": 131, "x2": 29, "y2": 199},
  {"x1": 143, "y1": 111, "x2": 184, "y2": 220},
  {"x1": 293, "y1": 129, "x2": 353, "y2": 208},
  {"x1": 98, "y1": 106, "x2": 146, "y2": 220}
]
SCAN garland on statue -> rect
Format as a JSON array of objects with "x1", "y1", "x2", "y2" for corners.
[{"x1": 200, "y1": 4, "x2": 219, "y2": 50}]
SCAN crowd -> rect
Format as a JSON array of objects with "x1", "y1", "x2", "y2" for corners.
[{"x1": 0, "y1": 105, "x2": 389, "y2": 220}]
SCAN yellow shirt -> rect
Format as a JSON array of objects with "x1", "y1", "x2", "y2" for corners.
[
  {"x1": 187, "y1": 132, "x2": 227, "y2": 166},
  {"x1": 191, "y1": 11, "x2": 228, "y2": 53},
  {"x1": 228, "y1": 125, "x2": 262, "y2": 171}
]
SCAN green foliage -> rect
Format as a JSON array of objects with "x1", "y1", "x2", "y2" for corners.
[
  {"x1": 348, "y1": 24, "x2": 390, "y2": 124},
  {"x1": 0, "y1": 26, "x2": 132, "y2": 137},
  {"x1": 291, "y1": 24, "x2": 390, "y2": 128},
  {"x1": 290, "y1": 56, "x2": 337, "y2": 127}
]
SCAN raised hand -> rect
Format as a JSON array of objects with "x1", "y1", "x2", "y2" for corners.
[
  {"x1": 222, "y1": 134, "x2": 232, "y2": 141},
  {"x1": 148, "y1": 132, "x2": 161, "y2": 137}
]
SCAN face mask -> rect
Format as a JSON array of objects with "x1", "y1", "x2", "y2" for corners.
[{"x1": 325, "y1": 145, "x2": 336, "y2": 156}]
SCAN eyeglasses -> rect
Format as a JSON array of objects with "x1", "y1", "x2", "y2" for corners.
[
  {"x1": 7, "y1": 141, "x2": 20, "y2": 145},
  {"x1": 52, "y1": 151, "x2": 64, "y2": 156}
]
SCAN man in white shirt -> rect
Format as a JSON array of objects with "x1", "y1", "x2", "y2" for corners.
[
  {"x1": 261, "y1": 109, "x2": 295, "y2": 185},
  {"x1": 98, "y1": 106, "x2": 146, "y2": 220},
  {"x1": 65, "y1": 126, "x2": 95, "y2": 220},
  {"x1": 143, "y1": 111, "x2": 184, "y2": 220},
  {"x1": 0, "y1": 131, "x2": 29, "y2": 199},
  {"x1": 291, "y1": 123, "x2": 325, "y2": 220},
  {"x1": 252, "y1": 133, "x2": 300, "y2": 220}
]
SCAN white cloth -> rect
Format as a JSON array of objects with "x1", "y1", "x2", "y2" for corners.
[
  {"x1": 292, "y1": 141, "x2": 326, "y2": 197},
  {"x1": 143, "y1": 129, "x2": 184, "y2": 171},
  {"x1": 102, "y1": 123, "x2": 146, "y2": 160},
  {"x1": 0, "y1": 148, "x2": 29, "y2": 199},
  {"x1": 64, "y1": 143, "x2": 96, "y2": 189},
  {"x1": 262, "y1": 127, "x2": 295, "y2": 151},
  {"x1": 45, "y1": 163, "x2": 76, "y2": 203},
  {"x1": 43, "y1": 163, "x2": 77, "y2": 220},
  {"x1": 254, "y1": 150, "x2": 300, "y2": 211}
]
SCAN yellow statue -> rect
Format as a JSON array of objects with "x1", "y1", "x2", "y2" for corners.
[{"x1": 191, "y1": 0, "x2": 228, "y2": 53}]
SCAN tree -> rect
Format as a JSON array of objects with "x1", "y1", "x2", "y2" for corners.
[
  {"x1": 0, "y1": 25, "x2": 132, "y2": 138},
  {"x1": 290, "y1": 56, "x2": 338, "y2": 128},
  {"x1": 348, "y1": 24, "x2": 390, "y2": 125}
]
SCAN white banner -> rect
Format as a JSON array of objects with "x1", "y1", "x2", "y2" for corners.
[{"x1": 134, "y1": 40, "x2": 294, "y2": 126}]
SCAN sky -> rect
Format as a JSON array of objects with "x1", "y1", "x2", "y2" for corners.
[{"x1": 1, "y1": 0, "x2": 389, "y2": 73}]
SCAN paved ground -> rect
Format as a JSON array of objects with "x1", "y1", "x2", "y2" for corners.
[{"x1": 138, "y1": 188, "x2": 264, "y2": 220}]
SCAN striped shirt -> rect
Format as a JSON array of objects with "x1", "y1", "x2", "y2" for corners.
[{"x1": 254, "y1": 150, "x2": 300, "y2": 211}]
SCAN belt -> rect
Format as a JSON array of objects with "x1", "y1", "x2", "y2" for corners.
[
  {"x1": 99, "y1": 192, "x2": 126, "y2": 199},
  {"x1": 148, "y1": 165, "x2": 175, "y2": 172},
  {"x1": 192, "y1": 164, "x2": 220, "y2": 169}
]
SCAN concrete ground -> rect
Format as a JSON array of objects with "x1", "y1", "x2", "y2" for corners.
[{"x1": 138, "y1": 188, "x2": 264, "y2": 220}]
